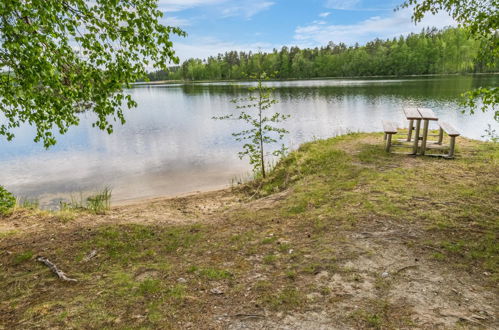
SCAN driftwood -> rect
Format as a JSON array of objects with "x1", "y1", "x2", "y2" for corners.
[{"x1": 36, "y1": 256, "x2": 77, "y2": 282}]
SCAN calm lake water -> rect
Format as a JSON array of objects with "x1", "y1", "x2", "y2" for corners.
[{"x1": 1, "y1": 75, "x2": 497, "y2": 208}]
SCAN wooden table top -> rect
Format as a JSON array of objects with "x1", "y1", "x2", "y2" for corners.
[
  {"x1": 418, "y1": 108, "x2": 438, "y2": 120},
  {"x1": 403, "y1": 108, "x2": 422, "y2": 119}
]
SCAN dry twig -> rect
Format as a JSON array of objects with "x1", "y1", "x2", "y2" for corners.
[
  {"x1": 83, "y1": 249, "x2": 97, "y2": 262},
  {"x1": 36, "y1": 256, "x2": 77, "y2": 282}
]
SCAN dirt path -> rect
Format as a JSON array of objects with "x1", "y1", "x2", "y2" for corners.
[{"x1": 228, "y1": 218, "x2": 497, "y2": 329}]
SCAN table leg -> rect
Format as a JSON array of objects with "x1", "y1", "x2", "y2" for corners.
[
  {"x1": 386, "y1": 134, "x2": 393, "y2": 152},
  {"x1": 420, "y1": 119, "x2": 429, "y2": 155},
  {"x1": 412, "y1": 119, "x2": 421, "y2": 154},
  {"x1": 407, "y1": 119, "x2": 414, "y2": 142},
  {"x1": 448, "y1": 136, "x2": 456, "y2": 158}
]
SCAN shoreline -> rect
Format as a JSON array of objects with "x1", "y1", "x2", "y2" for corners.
[
  {"x1": 134, "y1": 72, "x2": 499, "y2": 86},
  {"x1": 111, "y1": 183, "x2": 233, "y2": 208}
]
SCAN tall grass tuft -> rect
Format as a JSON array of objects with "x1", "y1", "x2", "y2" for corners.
[
  {"x1": 60, "y1": 192, "x2": 85, "y2": 211},
  {"x1": 86, "y1": 187, "x2": 112, "y2": 214},
  {"x1": 16, "y1": 197, "x2": 39, "y2": 210},
  {"x1": 60, "y1": 187, "x2": 112, "y2": 214}
]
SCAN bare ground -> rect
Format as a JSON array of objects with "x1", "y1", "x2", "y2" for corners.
[{"x1": 1, "y1": 133, "x2": 497, "y2": 329}]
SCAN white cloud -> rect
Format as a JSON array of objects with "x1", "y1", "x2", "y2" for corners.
[
  {"x1": 294, "y1": 7, "x2": 457, "y2": 46},
  {"x1": 164, "y1": 16, "x2": 191, "y2": 27},
  {"x1": 172, "y1": 37, "x2": 275, "y2": 62},
  {"x1": 324, "y1": 0, "x2": 393, "y2": 12},
  {"x1": 221, "y1": 1, "x2": 275, "y2": 19},
  {"x1": 319, "y1": 12, "x2": 331, "y2": 17},
  {"x1": 158, "y1": 0, "x2": 274, "y2": 18},
  {"x1": 325, "y1": 0, "x2": 360, "y2": 10}
]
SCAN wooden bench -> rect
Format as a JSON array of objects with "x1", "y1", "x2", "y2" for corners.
[
  {"x1": 382, "y1": 121, "x2": 398, "y2": 152},
  {"x1": 438, "y1": 121, "x2": 460, "y2": 158},
  {"x1": 426, "y1": 121, "x2": 460, "y2": 158}
]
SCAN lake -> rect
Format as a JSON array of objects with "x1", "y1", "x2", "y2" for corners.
[{"x1": 1, "y1": 75, "x2": 497, "y2": 208}]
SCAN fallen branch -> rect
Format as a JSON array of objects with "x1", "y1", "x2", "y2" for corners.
[
  {"x1": 424, "y1": 245, "x2": 442, "y2": 253},
  {"x1": 83, "y1": 249, "x2": 97, "y2": 262},
  {"x1": 394, "y1": 265, "x2": 418, "y2": 274},
  {"x1": 233, "y1": 313, "x2": 265, "y2": 320},
  {"x1": 247, "y1": 180, "x2": 264, "y2": 201},
  {"x1": 36, "y1": 256, "x2": 77, "y2": 282},
  {"x1": 437, "y1": 310, "x2": 486, "y2": 327}
]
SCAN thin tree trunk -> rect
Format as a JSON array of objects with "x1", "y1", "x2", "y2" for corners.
[
  {"x1": 260, "y1": 137, "x2": 265, "y2": 178},
  {"x1": 258, "y1": 86, "x2": 265, "y2": 178}
]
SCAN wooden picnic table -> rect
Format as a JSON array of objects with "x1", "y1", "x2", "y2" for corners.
[
  {"x1": 403, "y1": 107, "x2": 438, "y2": 155},
  {"x1": 385, "y1": 107, "x2": 459, "y2": 158}
]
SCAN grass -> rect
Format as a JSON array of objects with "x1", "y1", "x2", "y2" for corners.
[
  {"x1": 350, "y1": 299, "x2": 414, "y2": 329},
  {"x1": 0, "y1": 133, "x2": 497, "y2": 328},
  {"x1": 198, "y1": 268, "x2": 233, "y2": 280},
  {"x1": 262, "y1": 287, "x2": 303, "y2": 310},
  {"x1": 265, "y1": 134, "x2": 498, "y2": 276},
  {"x1": 5, "y1": 188, "x2": 112, "y2": 229},
  {"x1": 166, "y1": 284, "x2": 187, "y2": 299},
  {"x1": 86, "y1": 187, "x2": 112, "y2": 214},
  {"x1": 138, "y1": 279, "x2": 162, "y2": 295},
  {"x1": 59, "y1": 187, "x2": 112, "y2": 214},
  {"x1": 12, "y1": 251, "x2": 34, "y2": 265},
  {"x1": 0, "y1": 230, "x2": 18, "y2": 240}
]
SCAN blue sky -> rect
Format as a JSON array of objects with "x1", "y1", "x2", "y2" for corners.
[{"x1": 159, "y1": 0, "x2": 456, "y2": 62}]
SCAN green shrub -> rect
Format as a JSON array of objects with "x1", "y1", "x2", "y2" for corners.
[{"x1": 0, "y1": 186, "x2": 16, "y2": 216}]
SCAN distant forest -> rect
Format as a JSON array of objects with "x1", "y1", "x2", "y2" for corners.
[{"x1": 147, "y1": 27, "x2": 498, "y2": 81}]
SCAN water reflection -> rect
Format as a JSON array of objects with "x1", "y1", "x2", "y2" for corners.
[{"x1": 1, "y1": 75, "x2": 497, "y2": 208}]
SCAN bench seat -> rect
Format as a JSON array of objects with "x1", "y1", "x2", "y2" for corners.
[
  {"x1": 439, "y1": 121, "x2": 460, "y2": 136},
  {"x1": 382, "y1": 121, "x2": 398, "y2": 152},
  {"x1": 435, "y1": 121, "x2": 460, "y2": 158},
  {"x1": 382, "y1": 121, "x2": 398, "y2": 134}
]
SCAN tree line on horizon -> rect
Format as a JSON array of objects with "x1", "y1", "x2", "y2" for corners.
[{"x1": 146, "y1": 27, "x2": 497, "y2": 82}]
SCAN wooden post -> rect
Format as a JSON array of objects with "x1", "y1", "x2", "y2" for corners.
[
  {"x1": 420, "y1": 119, "x2": 429, "y2": 155},
  {"x1": 438, "y1": 127, "x2": 444, "y2": 145},
  {"x1": 448, "y1": 136, "x2": 456, "y2": 158},
  {"x1": 407, "y1": 119, "x2": 414, "y2": 141},
  {"x1": 386, "y1": 134, "x2": 392, "y2": 152},
  {"x1": 384, "y1": 133, "x2": 387, "y2": 141},
  {"x1": 412, "y1": 119, "x2": 421, "y2": 154}
]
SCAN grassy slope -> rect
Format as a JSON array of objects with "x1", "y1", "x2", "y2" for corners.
[{"x1": 0, "y1": 133, "x2": 497, "y2": 329}]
